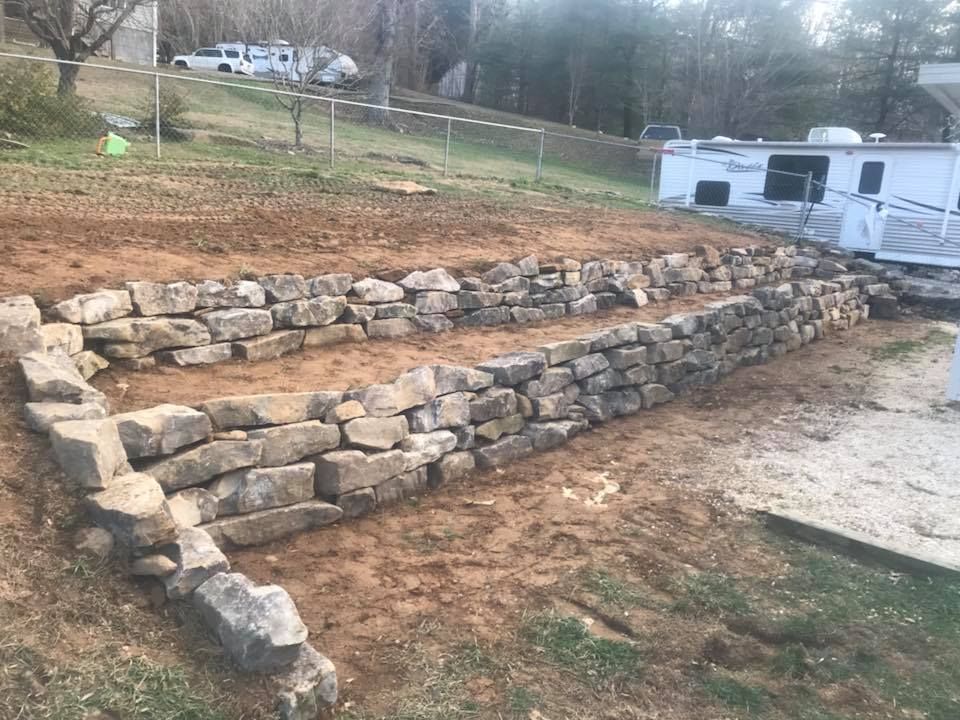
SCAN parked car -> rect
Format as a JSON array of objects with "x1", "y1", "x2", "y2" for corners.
[
  {"x1": 639, "y1": 124, "x2": 683, "y2": 141},
  {"x1": 172, "y1": 48, "x2": 254, "y2": 75}
]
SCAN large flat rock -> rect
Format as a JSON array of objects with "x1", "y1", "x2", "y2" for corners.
[
  {"x1": 49, "y1": 417, "x2": 128, "y2": 489},
  {"x1": 49, "y1": 290, "x2": 132, "y2": 324},
  {"x1": 0, "y1": 295, "x2": 43, "y2": 355},
  {"x1": 193, "y1": 572, "x2": 307, "y2": 671},
  {"x1": 24, "y1": 401, "x2": 106, "y2": 433},
  {"x1": 19, "y1": 350, "x2": 106, "y2": 406},
  {"x1": 201, "y1": 501, "x2": 343, "y2": 548},
  {"x1": 125, "y1": 281, "x2": 198, "y2": 316},
  {"x1": 86, "y1": 472, "x2": 178, "y2": 548},
  {"x1": 84, "y1": 317, "x2": 211, "y2": 358},
  {"x1": 276, "y1": 643, "x2": 338, "y2": 718},
  {"x1": 143, "y1": 439, "x2": 263, "y2": 492},
  {"x1": 313, "y1": 449, "x2": 405, "y2": 495},
  {"x1": 209, "y1": 463, "x2": 316, "y2": 516},
  {"x1": 160, "y1": 527, "x2": 230, "y2": 600},
  {"x1": 112, "y1": 404, "x2": 212, "y2": 459},
  {"x1": 246, "y1": 421, "x2": 341, "y2": 467},
  {"x1": 201, "y1": 308, "x2": 273, "y2": 343},
  {"x1": 198, "y1": 391, "x2": 344, "y2": 430}
]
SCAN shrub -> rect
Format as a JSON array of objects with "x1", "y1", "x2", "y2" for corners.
[
  {"x1": 139, "y1": 86, "x2": 190, "y2": 140},
  {"x1": 0, "y1": 61, "x2": 102, "y2": 140}
]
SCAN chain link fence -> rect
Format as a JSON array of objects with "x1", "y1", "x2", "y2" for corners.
[{"x1": 0, "y1": 50, "x2": 652, "y2": 201}]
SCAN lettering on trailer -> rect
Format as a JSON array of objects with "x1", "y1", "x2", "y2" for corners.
[{"x1": 726, "y1": 160, "x2": 764, "y2": 173}]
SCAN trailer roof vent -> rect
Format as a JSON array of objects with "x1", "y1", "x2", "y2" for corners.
[{"x1": 808, "y1": 127, "x2": 862, "y2": 144}]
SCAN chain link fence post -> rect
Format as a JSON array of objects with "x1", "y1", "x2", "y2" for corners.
[
  {"x1": 535, "y1": 128, "x2": 545, "y2": 181},
  {"x1": 443, "y1": 118, "x2": 452, "y2": 177},
  {"x1": 329, "y1": 100, "x2": 335, "y2": 170},
  {"x1": 154, "y1": 72, "x2": 161, "y2": 160},
  {"x1": 649, "y1": 150, "x2": 659, "y2": 205},
  {"x1": 797, "y1": 170, "x2": 813, "y2": 243}
]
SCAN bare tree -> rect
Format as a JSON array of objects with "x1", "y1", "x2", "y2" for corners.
[
  {"x1": 16, "y1": 0, "x2": 158, "y2": 95},
  {"x1": 367, "y1": 0, "x2": 402, "y2": 123},
  {"x1": 238, "y1": 0, "x2": 360, "y2": 148}
]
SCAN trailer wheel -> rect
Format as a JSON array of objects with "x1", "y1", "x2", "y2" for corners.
[
  {"x1": 174, "y1": 60, "x2": 187, "y2": 68},
  {"x1": 218, "y1": 64, "x2": 232, "y2": 73}
]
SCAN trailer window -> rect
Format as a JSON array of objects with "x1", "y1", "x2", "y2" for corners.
[
  {"x1": 695, "y1": 180, "x2": 730, "y2": 206},
  {"x1": 763, "y1": 155, "x2": 829, "y2": 203},
  {"x1": 858, "y1": 161, "x2": 884, "y2": 194}
]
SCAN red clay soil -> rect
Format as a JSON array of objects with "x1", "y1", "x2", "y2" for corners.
[
  {"x1": 1, "y1": 176, "x2": 769, "y2": 302},
  {"x1": 93, "y1": 295, "x2": 732, "y2": 413}
]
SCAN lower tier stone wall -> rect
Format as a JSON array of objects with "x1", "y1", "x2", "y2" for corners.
[{"x1": 7, "y1": 268, "x2": 894, "y2": 719}]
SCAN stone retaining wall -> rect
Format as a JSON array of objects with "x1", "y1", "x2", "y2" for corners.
[
  {"x1": 15, "y1": 244, "x2": 881, "y2": 382},
  {"x1": 0, "y1": 245, "x2": 899, "y2": 720}
]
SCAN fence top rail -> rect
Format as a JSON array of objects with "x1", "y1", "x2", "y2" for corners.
[
  {"x1": 0, "y1": 51, "x2": 545, "y2": 135},
  {"x1": 543, "y1": 129, "x2": 642, "y2": 149}
]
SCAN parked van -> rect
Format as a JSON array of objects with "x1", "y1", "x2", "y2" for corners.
[{"x1": 172, "y1": 48, "x2": 254, "y2": 75}]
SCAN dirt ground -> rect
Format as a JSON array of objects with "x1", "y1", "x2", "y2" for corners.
[
  {"x1": 0, "y1": 167, "x2": 768, "y2": 302},
  {"x1": 93, "y1": 295, "x2": 725, "y2": 413}
]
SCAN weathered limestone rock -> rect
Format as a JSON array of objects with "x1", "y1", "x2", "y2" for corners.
[
  {"x1": 459, "y1": 291, "x2": 504, "y2": 309},
  {"x1": 647, "y1": 340, "x2": 685, "y2": 364},
  {"x1": 160, "y1": 527, "x2": 230, "y2": 600},
  {"x1": 414, "y1": 314, "x2": 455, "y2": 333},
  {"x1": 472, "y1": 435, "x2": 533, "y2": 468},
  {"x1": 427, "y1": 451, "x2": 475, "y2": 487},
  {"x1": 24, "y1": 401, "x2": 106, "y2": 432},
  {"x1": 453, "y1": 425, "x2": 476, "y2": 450},
  {"x1": 340, "y1": 304, "x2": 377, "y2": 324},
  {"x1": 19, "y1": 350, "x2": 106, "y2": 405},
  {"x1": 346, "y1": 367, "x2": 435, "y2": 417},
  {"x1": 74, "y1": 526, "x2": 114, "y2": 560},
  {"x1": 131, "y1": 554, "x2": 178, "y2": 576},
  {"x1": 201, "y1": 501, "x2": 343, "y2": 548},
  {"x1": 199, "y1": 391, "x2": 343, "y2": 429},
  {"x1": 113, "y1": 404, "x2": 212, "y2": 459},
  {"x1": 272, "y1": 297, "x2": 347, "y2": 328},
  {"x1": 577, "y1": 389, "x2": 643, "y2": 422},
  {"x1": 41, "y1": 323, "x2": 84, "y2": 356},
  {"x1": 579, "y1": 368, "x2": 622, "y2": 394},
  {"x1": 399, "y1": 268, "x2": 461, "y2": 292},
  {"x1": 518, "y1": 367, "x2": 574, "y2": 398},
  {"x1": 259, "y1": 275, "x2": 308, "y2": 303},
  {"x1": 493, "y1": 276, "x2": 530, "y2": 294},
  {"x1": 324, "y1": 400, "x2": 366, "y2": 424},
  {"x1": 210, "y1": 463, "x2": 316, "y2": 516},
  {"x1": 522, "y1": 419, "x2": 588, "y2": 450},
  {"x1": 476, "y1": 352, "x2": 547, "y2": 385},
  {"x1": 49, "y1": 418, "x2": 128, "y2": 489},
  {"x1": 309, "y1": 274, "x2": 353, "y2": 297},
  {"x1": 564, "y1": 353, "x2": 610, "y2": 380},
  {"x1": 415, "y1": 292, "x2": 458, "y2": 314},
  {"x1": 313, "y1": 450, "x2": 405, "y2": 495},
  {"x1": 401, "y1": 430, "x2": 457, "y2": 470},
  {"x1": 366, "y1": 318, "x2": 416, "y2": 339},
  {"x1": 0, "y1": 295, "x2": 43, "y2": 355},
  {"x1": 640, "y1": 383, "x2": 675, "y2": 409},
  {"x1": 469, "y1": 387, "x2": 517, "y2": 422},
  {"x1": 475, "y1": 413, "x2": 524, "y2": 442},
  {"x1": 374, "y1": 302, "x2": 417, "y2": 320},
  {"x1": 481, "y1": 262, "x2": 522, "y2": 285},
  {"x1": 818, "y1": 258, "x2": 847, "y2": 274},
  {"x1": 303, "y1": 324, "x2": 367, "y2": 347},
  {"x1": 635, "y1": 323, "x2": 673, "y2": 343},
  {"x1": 202, "y1": 308, "x2": 273, "y2": 342},
  {"x1": 144, "y1": 440, "x2": 263, "y2": 491},
  {"x1": 233, "y1": 330, "x2": 305, "y2": 361},
  {"x1": 167, "y1": 487, "x2": 219, "y2": 527},
  {"x1": 73, "y1": 350, "x2": 109, "y2": 379},
  {"x1": 86, "y1": 317, "x2": 212, "y2": 358},
  {"x1": 581, "y1": 324, "x2": 638, "y2": 351},
  {"x1": 621, "y1": 289, "x2": 649, "y2": 308},
  {"x1": 376, "y1": 466, "x2": 427, "y2": 505},
  {"x1": 568, "y1": 295, "x2": 598, "y2": 316},
  {"x1": 509, "y1": 307, "x2": 544, "y2": 324},
  {"x1": 515, "y1": 255, "x2": 539, "y2": 276},
  {"x1": 336, "y1": 487, "x2": 377, "y2": 518},
  {"x1": 125, "y1": 281, "x2": 198, "y2": 316},
  {"x1": 342, "y1": 416, "x2": 409, "y2": 451},
  {"x1": 605, "y1": 345, "x2": 647, "y2": 369},
  {"x1": 538, "y1": 339, "x2": 591, "y2": 366},
  {"x1": 352, "y1": 278, "x2": 403, "y2": 303},
  {"x1": 430, "y1": 365, "x2": 494, "y2": 394},
  {"x1": 50, "y1": 290, "x2": 132, "y2": 324},
  {"x1": 193, "y1": 572, "x2": 308, "y2": 671},
  {"x1": 460, "y1": 306, "x2": 511, "y2": 327},
  {"x1": 156, "y1": 343, "x2": 234, "y2": 367},
  {"x1": 196, "y1": 280, "x2": 266, "y2": 308},
  {"x1": 406, "y1": 392, "x2": 470, "y2": 432},
  {"x1": 86, "y1": 472, "x2": 178, "y2": 547},
  {"x1": 247, "y1": 421, "x2": 341, "y2": 467},
  {"x1": 276, "y1": 643, "x2": 338, "y2": 719}
]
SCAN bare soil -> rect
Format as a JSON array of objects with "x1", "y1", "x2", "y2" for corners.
[{"x1": 0, "y1": 168, "x2": 768, "y2": 302}]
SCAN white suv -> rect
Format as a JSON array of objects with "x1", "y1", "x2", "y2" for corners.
[{"x1": 172, "y1": 48, "x2": 254, "y2": 75}]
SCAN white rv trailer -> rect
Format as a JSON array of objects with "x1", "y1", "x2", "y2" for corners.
[
  {"x1": 657, "y1": 131, "x2": 960, "y2": 268},
  {"x1": 217, "y1": 42, "x2": 358, "y2": 85}
]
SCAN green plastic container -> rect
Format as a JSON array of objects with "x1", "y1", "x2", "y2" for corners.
[{"x1": 99, "y1": 132, "x2": 129, "y2": 157}]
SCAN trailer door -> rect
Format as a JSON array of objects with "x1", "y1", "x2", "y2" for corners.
[{"x1": 840, "y1": 156, "x2": 893, "y2": 252}]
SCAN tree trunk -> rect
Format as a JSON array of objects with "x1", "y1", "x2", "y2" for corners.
[
  {"x1": 293, "y1": 100, "x2": 303, "y2": 148},
  {"x1": 57, "y1": 62, "x2": 81, "y2": 97},
  {"x1": 367, "y1": 0, "x2": 398, "y2": 123},
  {"x1": 462, "y1": 0, "x2": 480, "y2": 103},
  {"x1": 405, "y1": 0, "x2": 420, "y2": 90}
]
